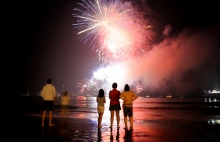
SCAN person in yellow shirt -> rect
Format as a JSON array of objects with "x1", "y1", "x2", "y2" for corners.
[
  {"x1": 61, "y1": 91, "x2": 70, "y2": 117},
  {"x1": 120, "y1": 84, "x2": 139, "y2": 131},
  {"x1": 41, "y1": 79, "x2": 57, "y2": 127}
]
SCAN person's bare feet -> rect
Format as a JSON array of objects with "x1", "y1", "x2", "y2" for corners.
[
  {"x1": 109, "y1": 126, "x2": 112, "y2": 131},
  {"x1": 49, "y1": 124, "x2": 54, "y2": 126}
]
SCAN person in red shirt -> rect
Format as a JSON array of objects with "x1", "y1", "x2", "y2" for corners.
[{"x1": 109, "y1": 82, "x2": 121, "y2": 129}]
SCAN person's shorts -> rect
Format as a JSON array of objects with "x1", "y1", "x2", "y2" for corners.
[
  {"x1": 43, "y1": 100, "x2": 53, "y2": 111},
  {"x1": 123, "y1": 106, "x2": 133, "y2": 117},
  {"x1": 61, "y1": 105, "x2": 69, "y2": 110},
  {"x1": 109, "y1": 104, "x2": 121, "y2": 110},
  {"x1": 97, "y1": 105, "x2": 104, "y2": 113}
]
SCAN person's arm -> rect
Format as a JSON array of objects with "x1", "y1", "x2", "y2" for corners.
[
  {"x1": 53, "y1": 88, "x2": 57, "y2": 104},
  {"x1": 40, "y1": 89, "x2": 44, "y2": 98},
  {"x1": 69, "y1": 95, "x2": 71, "y2": 103},
  {"x1": 120, "y1": 92, "x2": 130, "y2": 101},
  {"x1": 68, "y1": 96, "x2": 70, "y2": 104},
  {"x1": 119, "y1": 93, "x2": 123, "y2": 100},
  {"x1": 118, "y1": 91, "x2": 120, "y2": 99},
  {"x1": 109, "y1": 91, "x2": 111, "y2": 99},
  {"x1": 132, "y1": 93, "x2": 139, "y2": 101},
  {"x1": 119, "y1": 92, "x2": 128, "y2": 102},
  {"x1": 54, "y1": 96, "x2": 57, "y2": 104}
]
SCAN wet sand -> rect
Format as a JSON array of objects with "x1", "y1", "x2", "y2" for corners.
[
  {"x1": 2, "y1": 96, "x2": 220, "y2": 142},
  {"x1": 2, "y1": 112, "x2": 220, "y2": 142}
]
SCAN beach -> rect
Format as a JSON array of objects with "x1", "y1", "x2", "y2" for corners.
[{"x1": 2, "y1": 95, "x2": 220, "y2": 142}]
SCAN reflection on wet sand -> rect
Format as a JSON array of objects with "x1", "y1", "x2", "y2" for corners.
[
  {"x1": 4, "y1": 96, "x2": 220, "y2": 141},
  {"x1": 98, "y1": 129, "x2": 102, "y2": 142},
  {"x1": 110, "y1": 127, "x2": 120, "y2": 142},
  {"x1": 41, "y1": 126, "x2": 52, "y2": 140},
  {"x1": 57, "y1": 97, "x2": 220, "y2": 141},
  {"x1": 124, "y1": 129, "x2": 133, "y2": 142}
]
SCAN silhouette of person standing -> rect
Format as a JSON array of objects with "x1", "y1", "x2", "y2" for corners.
[
  {"x1": 109, "y1": 82, "x2": 121, "y2": 129},
  {"x1": 41, "y1": 79, "x2": 57, "y2": 126},
  {"x1": 97, "y1": 89, "x2": 106, "y2": 129},
  {"x1": 120, "y1": 84, "x2": 138, "y2": 131}
]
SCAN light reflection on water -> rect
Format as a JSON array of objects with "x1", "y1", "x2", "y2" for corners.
[
  {"x1": 67, "y1": 96, "x2": 220, "y2": 124},
  {"x1": 69, "y1": 96, "x2": 220, "y2": 109},
  {"x1": 13, "y1": 95, "x2": 220, "y2": 141},
  {"x1": 15, "y1": 95, "x2": 220, "y2": 126},
  {"x1": 208, "y1": 119, "x2": 220, "y2": 125}
]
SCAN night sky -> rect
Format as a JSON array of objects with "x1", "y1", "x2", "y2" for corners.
[{"x1": 6, "y1": 0, "x2": 220, "y2": 97}]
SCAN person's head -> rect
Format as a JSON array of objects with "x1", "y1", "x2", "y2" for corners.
[
  {"x1": 47, "y1": 79, "x2": 52, "y2": 84},
  {"x1": 63, "y1": 91, "x2": 69, "y2": 96},
  {"x1": 124, "y1": 84, "x2": 130, "y2": 91},
  {"x1": 98, "y1": 89, "x2": 104, "y2": 98},
  {"x1": 112, "y1": 82, "x2": 117, "y2": 88}
]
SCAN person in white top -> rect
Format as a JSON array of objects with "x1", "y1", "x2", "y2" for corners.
[
  {"x1": 41, "y1": 79, "x2": 57, "y2": 126},
  {"x1": 120, "y1": 84, "x2": 138, "y2": 131},
  {"x1": 96, "y1": 89, "x2": 106, "y2": 129},
  {"x1": 61, "y1": 91, "x2": 70, "y2": 117}
]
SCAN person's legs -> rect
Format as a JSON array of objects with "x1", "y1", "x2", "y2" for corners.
[
  {"x1": 64, "y1": 105, "x2": 69, "y2": 117},
  {"x1": 123, "y1": 107, "x2": 128, "y2": 129},
  {"x1": 116, "y1": 110, "x2": 120, "y2": 128},
  {"x1": 61, "y1": 109, "x2": 64, "y2": 117},
  {"x1": 61, "y1": 105, "x2": 65, "y2": 117},
  {"x1": 41, "y1": 111, "x2": 46, "y2": 126},
  {"x1": 42, "y1": 100, "x2": 47, "y2": 126},
  {"x1": 66, "y1": 109, "x2": 69, "y2": 117},
  {"x1": 124, "y1": 116, "x2": 128, "y2": 129},
  {"x1": 129, "y1": 116, "x2": 133, "y2": 130},
  {"x1": 98, "y1": 113, "x2": 100, "y2": 128},
  {"x1": 48, "y1": 101, "x2": 54, "y2": 126},
  {"x1": 110, "y1": 110, "x2": 114, "y2": 128},
  {"x1": 98, "y1": 113, "x2": 103, "y2": 128},
  {"x1": 129, "y1": 107, "x2": 133, "y2": 130},
  {"x1": 49, "y1": 111, "x2": 54, "y2": 126}
]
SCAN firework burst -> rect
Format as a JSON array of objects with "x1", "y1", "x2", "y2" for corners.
[
  {"x1": 132, "y1": 82, "x2": 144, "y2": 94},
  {"x1": 73, "y1": 0, "x2": 152, "y2": 63},
  {"x1": 77, "y1": 78, "x2": 100, "y2": 93}
]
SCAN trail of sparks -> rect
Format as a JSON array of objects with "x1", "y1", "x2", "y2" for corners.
[
  {"x1": 73, "y1": 0, "x2": 152, "y2": 63},
  {"x1": 77, "y1": 78, "x2": 99, "y2": 94}
]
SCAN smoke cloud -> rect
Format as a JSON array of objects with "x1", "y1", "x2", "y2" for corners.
[{"x1": 120, "y1": 26, "x2": 220, "y2": 96}]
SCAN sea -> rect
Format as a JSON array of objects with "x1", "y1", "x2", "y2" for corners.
[
  {"x1": 4, "y1": 95, "x2": 220, "y2": 141},
  {"x1": 9, "y1": 95, "x2": 220, "y2": 124}
]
